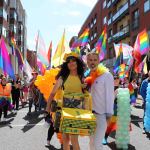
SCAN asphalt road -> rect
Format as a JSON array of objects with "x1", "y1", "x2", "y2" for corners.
[{"x1": 0, "y1": 99, "x2": 150, "y2": 150}]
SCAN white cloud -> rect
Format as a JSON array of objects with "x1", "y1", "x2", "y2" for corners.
[
  {"x1": 71, "y1": 0, "x2": 98, "y2": 8},
  {"x1": 68, "y1": 11, "x2": 81, "y2": 17}
]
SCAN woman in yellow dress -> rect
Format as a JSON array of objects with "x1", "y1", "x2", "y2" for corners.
[{"x1": 46, "y1": 52, "x2": 85, "y2": 150}]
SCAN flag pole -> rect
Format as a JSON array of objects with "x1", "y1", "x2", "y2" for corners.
[
  {"x1": 59, "y1": 29, "x2": 65, "y2": 66},
  {"x1": 35, "y1": 30, "x2": 40, "y2": 71}
]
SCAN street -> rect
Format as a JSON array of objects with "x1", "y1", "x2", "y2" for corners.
[{"x1": 0, "y1": 99, "x2": 150, "y2": 150}]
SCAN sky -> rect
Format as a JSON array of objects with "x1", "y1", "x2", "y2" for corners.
[{"x1": 21, "y1": 0, "x2": 98, "y2": 55}]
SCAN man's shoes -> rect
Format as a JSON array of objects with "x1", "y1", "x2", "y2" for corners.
[
  {"x1": 3, "y1": 118, "x2": 6, "y2": 122},
  {"x1": 102, "y1": 138, "x2": 108, "y2": 145},
  {"x1": 45, "y1": 141, "x2": 50, "y2": 147}
]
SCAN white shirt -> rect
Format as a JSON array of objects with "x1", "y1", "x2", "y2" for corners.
[{"x1": 91, "y1": 72, "x2": 114, "y2": 115}]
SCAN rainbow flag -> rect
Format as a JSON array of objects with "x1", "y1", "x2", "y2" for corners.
[
  {"x1": 0, "y1": 38, "x2": 15, "y2": 79},
  {"x1": 118, "y1": 64, "x2": 126, "y2": 80},
  {"x1": 11, "y1": 38, "x2": 24, "y2": 68},
  {"x1": 113, "y1": 43, "x2": 123, "y2": 73},
  {"x1": 138, "y1": 29, "x2": 150, "y2": 55},
  {"x1": 71, "y1": 28, "x2": 89, "y2": 53},
  {"x1": 78, "y1": 28, "x2": 89, "y2": 47},
  {"x1": 128, "y1": 83, "x2": 136, "y2": 104},
  {"x1": 95, "y1": 26, "x2": 107, "y2": 61}
]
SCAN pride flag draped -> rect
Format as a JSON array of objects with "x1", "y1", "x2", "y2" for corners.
[
  {"x1": 95, "y1": 26, "x2": 107, "y2": 61},
  {"x1": 113, "y1": 43, "x2": 123, "y2": 73},
  {"x1": 0, "y1": 38, "x2": 15, "y2": 79},
  {"x1": 71, "y1": 28, "x2": 89, "y2": 54}
]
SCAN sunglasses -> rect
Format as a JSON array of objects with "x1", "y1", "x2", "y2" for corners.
[{"x1": 66, "y1": 56, "x2": 76, "y2": 62}]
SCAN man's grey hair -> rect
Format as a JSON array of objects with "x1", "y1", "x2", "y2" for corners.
[{"x1": 87, "y1": 51, "x2": 99, "y2": 58}]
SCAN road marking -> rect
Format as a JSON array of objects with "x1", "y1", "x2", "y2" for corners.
[{"x1": 9, "y1": 122, "x2": 45, "y2": 127}]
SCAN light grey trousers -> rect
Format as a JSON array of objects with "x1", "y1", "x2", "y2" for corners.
[{"x1": 89, "y1": 114, "x2": 107, "y2": 150}]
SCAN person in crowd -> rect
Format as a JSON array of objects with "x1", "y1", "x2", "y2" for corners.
[
  {"x1": 0, "y1": 77, "x2": 12, "y2": 122},
  {"x1": 46, "y1": 52, "x2": 85, "y2": 150},
  {"x1": 102, "y1": 75, "x2": 119, "y2": 145},
  {"x1": 27, "y1": 71, "x2": 39, "y2": 115},
  {"x1": 11, "y1": 74, "x2": 21, "y2": 111},
  {"x1": 131, "y1": 78, "x2": 139, "y2": 99},
  {"x1": 86, "y1": 52, "x2": 114, "y2": 150},
  {"x1": 140, "y1": 70, "x2": 150, "y2": 134}
]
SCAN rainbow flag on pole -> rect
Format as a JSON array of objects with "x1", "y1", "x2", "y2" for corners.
[
  {"x1": 113, "y1": 43, "x2": 123, "y2": 73},
  {"x1": 138, "y1": 29, "x2": 149, "y2": 55},
  {"x1": 95, "y1": 26, "x2": 107, "y2": 61},
  {"x1": 71, "y1": 28, "x2": 89, "y2": 53}
]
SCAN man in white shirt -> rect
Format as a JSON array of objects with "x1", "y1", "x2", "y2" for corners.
[{"x1": 87, "y1": 52, "x2": 114, "y2": 150}]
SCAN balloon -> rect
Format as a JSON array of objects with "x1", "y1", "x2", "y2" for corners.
[
  {"x1": 144, "y1": 83, "x2": 150, "y2": 132},
  {"x1": 115, "y1": 88, "x2": 131, "y2": 150},
  {"x1": 34, "y1": 68, "x2": 61, "y2": 101}
]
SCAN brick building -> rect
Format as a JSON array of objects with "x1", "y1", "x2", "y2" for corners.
[
  {"x1": 0, "y1": 0, "x2": 27, "y2": 74},
  {"x1": 78, "y1": 0, "x2": 150, "y2": 70}
]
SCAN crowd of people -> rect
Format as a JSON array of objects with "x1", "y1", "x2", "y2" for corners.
[
  {"x1": 0, "y1": 72, "x2": 46, "y2": 122},
  {"x1": 0, "y1": 51, "x2": 150, "y2": 150}
]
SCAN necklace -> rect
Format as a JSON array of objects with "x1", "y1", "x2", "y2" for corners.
[{"x1": 85, "y1": 64, "x2": 108, "y2": 87}]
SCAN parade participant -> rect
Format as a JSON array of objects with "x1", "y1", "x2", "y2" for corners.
[
  {"x1": 46, "y1": 52, "x2": 85, "y2": 150},
  {"x1": 140, "y1": 70, "x2": 150, "y2": 134},
  {"x1": 0, "y1": 77, "x2": 12, "y2": 122},
  {"x1": 27, "y1": 70, "x2": 39, "y2": 115},
  {"x1": 86, "y1": 52, "x2": 114, "y2": 150},
  {"x1": 102, "y1": 75, "x2": 119, "y2": 145},
  {"x1": 11, "y1": 74, "x2": 21, "y2": 111}
]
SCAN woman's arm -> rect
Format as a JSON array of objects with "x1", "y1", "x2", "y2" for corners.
[{"x1": 46, "y1": 77, "x2": 63, "y2": 113}]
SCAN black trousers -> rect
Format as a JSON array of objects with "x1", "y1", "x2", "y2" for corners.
[
  {"x1": 12, "y1": 96, "x2": 20, "y2": 110},
  {"x1": 28, "y1": 98, "x2": 37, "y2": 113},
  {"x1": 0, "y1": 104, "x2": 8, "y2": 118},
  {"x1": 47, "y1": 124, "x2": 55, "y2": 141}
]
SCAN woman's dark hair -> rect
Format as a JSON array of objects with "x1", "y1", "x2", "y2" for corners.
[{"x1": 56, "y1": 56, "x2": 85, "y2": 83}]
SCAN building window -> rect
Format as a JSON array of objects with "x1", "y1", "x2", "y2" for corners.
[
  {"x1": 130, "y1": 0, "x2": 137, "y2": 6},
  {"x1": 90, "y1": 18, "x2": 94, "y2": 28},
  {"x1": 93, "y1": 14, "x2": 97, "y2": 24},
  {"x1": 144, "y1": 0, "x2": 150, "y2": 12},
  {"x1": 120, "y1": 25, "x2": 123, "y2": 30},
  {"x1": 108, "y1": 29, "x2": 113, "y2": 37},
  {"x1": 103, "y1": 0, "x2": 106, "y2": 9},
  {"x1": 103, "y1": 16, "x2": 107, "y2": 25},
  {"x1": 132, "y1": 9, "x2": 139, "y2": 29}
]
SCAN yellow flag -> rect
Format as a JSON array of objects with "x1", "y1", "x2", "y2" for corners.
[{"x1": 52, "y1": 30, "x2": 71, "y2": 67}]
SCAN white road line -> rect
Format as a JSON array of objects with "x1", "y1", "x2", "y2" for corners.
[{"x1": 10, "y1": 122, "x2": 45, "y2": 127}]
